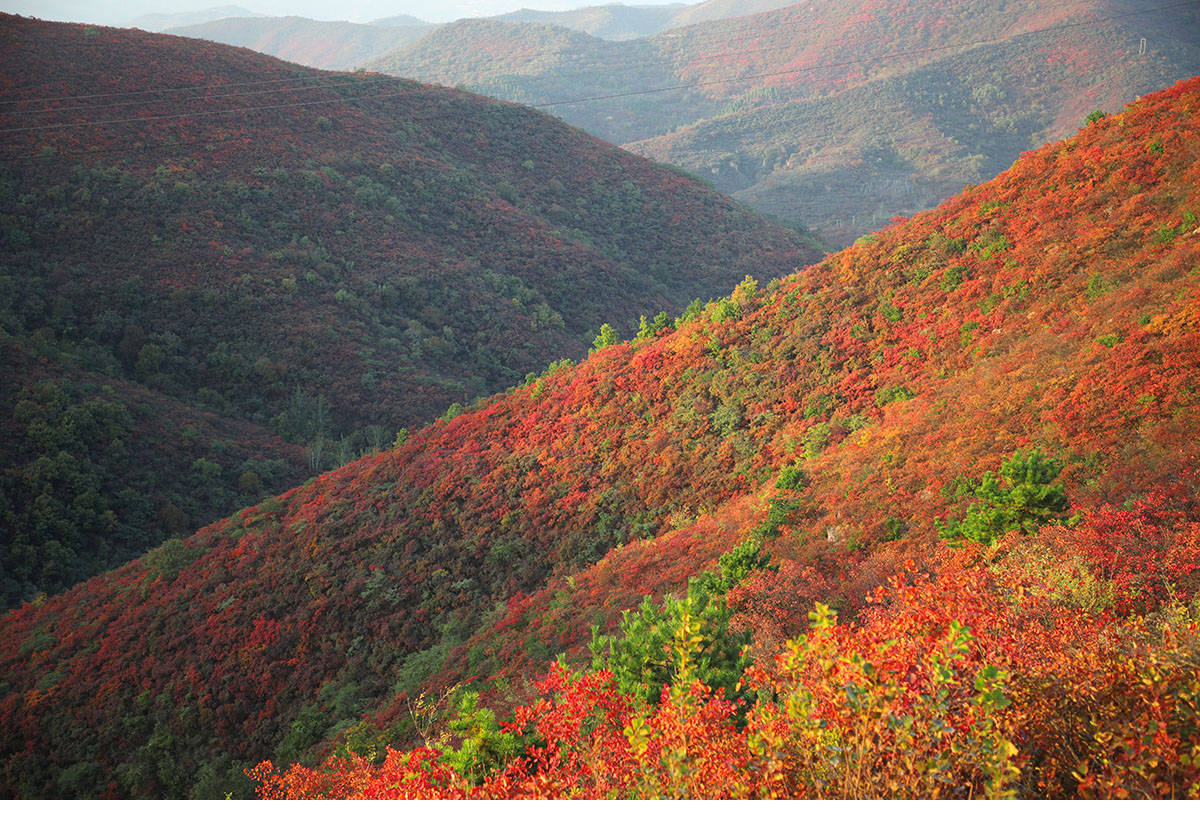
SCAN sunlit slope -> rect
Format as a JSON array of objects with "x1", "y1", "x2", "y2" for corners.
[{"x1": 1, "y1": 74, "x2": 1197, "y2": 798}]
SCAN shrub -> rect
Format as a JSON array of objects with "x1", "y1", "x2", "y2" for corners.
[{"x1": 940, "y1": 449, "x2": 1070, "y2": 545}]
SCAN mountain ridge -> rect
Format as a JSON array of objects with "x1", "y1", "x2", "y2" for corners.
[
  {"x1": 370, "y1": 0, "x2": 1200, "y2": 244},
  {"x1": 2, "y1": 71, "x2": 1197, "y2": 797}
]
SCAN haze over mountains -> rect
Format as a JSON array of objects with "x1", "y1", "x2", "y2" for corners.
[
  {"x1": 370, "y1": 0, "x2": 1200, "y2": 245},
  {"x1": 129, "y1": 5, "x2": 265, "y2": 31},
  {"x1": 162, "y1": 0, "x2": 796, "y2": 67},
  {"x1": 165, "y1": 14, "x2": 437, "y2": 70},
  {"x1": 149, "y1": 2, "x2": 1200, "y2": 245},
  {"x1": 2, "y1": 9, "x2": 1198, "y2": 790}
]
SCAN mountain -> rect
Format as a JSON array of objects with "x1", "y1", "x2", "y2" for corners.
[
  {"x1": 371, "y1": 18, "x2": 694, "y2": 144},
  {"x1": 0, "y1": 15, "x2": 815, "y2": 610},
  {"x1": 127, "y1": 5, "x2": 264, "y2": 32},
  {"x1": 161, "y1": 2, "x2": 794, "y2": 72},
  {"x1": 665, "y1": 0, "x2": 796, "y2": 27},
  {"x1": 3, "y1": 72, "x2": 1198, "y2": 798},
  {"x1": 492, "y1": 3, "x2": 685, "y2": 41},
  {"x1": 372, "y1": 0, "x2": 1200, "y2": 246},
  {"x1": 369, "y1": 14, "x2": 432, "y2": 27},
  {"x1": 166, "y1": 15, "x2": 436, "y2": 71}
]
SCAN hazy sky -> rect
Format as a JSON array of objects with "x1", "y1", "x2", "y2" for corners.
[{"x1": 6, "y1": 0, "x2": 691, "y2": 26}]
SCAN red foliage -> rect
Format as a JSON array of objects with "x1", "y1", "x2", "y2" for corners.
[{"x1": 4, "y1": 71, "x2": 1200, "y2": 799}]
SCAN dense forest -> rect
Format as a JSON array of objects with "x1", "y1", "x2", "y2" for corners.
[
  {"x1": 0, "y1": 14, "x2": 817, "y2": 609},
  {"x1": 371, "y1": 0, "x2": 1200, "y2": 245},
  {"x1": 2, "y1": 62, "x2": 1197, "y2": 798}
]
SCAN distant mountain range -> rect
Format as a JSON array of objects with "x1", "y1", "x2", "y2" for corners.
[
  {"x1": 129, "y1": 5, "x2": 265, "y2": 32},
  {"x1": 370, "y1": 0, "x2": 1200, "y2": 245},
  {"x1": 163, "y1": 1, "x2": 799, "y2": 68}
]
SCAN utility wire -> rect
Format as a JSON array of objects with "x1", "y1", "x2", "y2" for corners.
[
  {"x1": 12, "y1": 74, "x2": 404, "y2": 116},
  {"x1": 0, "y1": 72, "x2": 336, "y2": 107}
]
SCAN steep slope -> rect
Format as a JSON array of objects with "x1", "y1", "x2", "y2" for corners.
[
  {"x1": 0, "y1": 15, "x2": 815, "y2": 607},
  {"x1": 2, "y1": 75, "x2": 1197, "y2": 798},
  {"x1": 166, "y1": 16, "x2": 435, "y2": 71},
  {"x1": 372, "y1": 0, "x2": 1200, "y2": 244}
]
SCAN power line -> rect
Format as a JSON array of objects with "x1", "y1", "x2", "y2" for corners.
[
  {"x1": 0, "y1": 81, "x2": 420, "y2": 135},
  {"x1": 0, "y1": 71, "x2": 334, "y2": 107},
  {"x1": 12, "y1": 74, "x2": 402, "y2": 116}
]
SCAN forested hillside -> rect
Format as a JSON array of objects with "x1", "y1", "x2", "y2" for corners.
[
  {"x1": 2, "y1": 73, "x2": 1197, "y2": 799},
  {"x1": 0, "y1": 15, "x2": 815, "y2": 608},
  {"x1": 372, "y1": 0, "x2": 1200, "y2": 245}
]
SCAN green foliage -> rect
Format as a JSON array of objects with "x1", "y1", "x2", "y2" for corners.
[
  {"x1": 710, "y1": 400, "x2": 743, "y2": 437},
  {"x1": 1085, "y1": 110, "x2": 1108, "y2": 126},
  {"x1": 144, "y1": 536, "x2": 211, "y2": 584},
  {"x1": 272, "y1": 388, "x2": 331, "y2": 445},
  {"x1": 590, "y1": 590, "x2": 748, "y2": 706},
  {"x1": 774, "y1": 464, "x2": 809, "y2": 492},
  {"x1": 882, "y1": 516, "x2": 908, "y2": 541},
  {"x1": 591, "y1": 323, "x2": 620, "y2": 352},
  {"x1": 940, "y1": 450, "x2": 1070, "y2": 545},
  {"x1": 802, "y1": 421, "x2": 831, "y2": 458},
  {"x1": 939, "y1": 265, "x2": 969, "y2": 291},
  {"x1": 591, "y1": 539, "x2": 768, "y2": 707},
  {"x1": 803, "y1": 393, "x2": 838, "y2": 419},
  {"x1": 878, "y1": 298, "x2": 902, "y2": 323},
  {"x1": 675, "y1": 298, "x2": 704, "y2": 327},
  {"x1": 1153, "y1": 210, "x2": 1197, "y2": 244},
  {"x1": 710, "y1": 297, "x2": 740, "y2": 323},
  {"x1": 757, "y1": 496, "x2": 802, "y2": 540},
  {"x1": 875, "y1": 384, "x2": 915, "y2": 407},
  {"x1": 436, "y1": 691, "x2": 521, "y2": 784},
  {"x1": 636, "y1": 312, "x2": 671, "y2": 340},
  {"x1": 1086, "y1": 272, "x2": 1115, "y2": 299},
  {"x1": 690, "y1": 537, "x2": 775, "y2": 602},
  {"x1": 972, "y1": 233, "x2": 1011, "y2": 260},
  {"x1": 273, "y1": 704, "x2": 332, "y2": 766}
]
